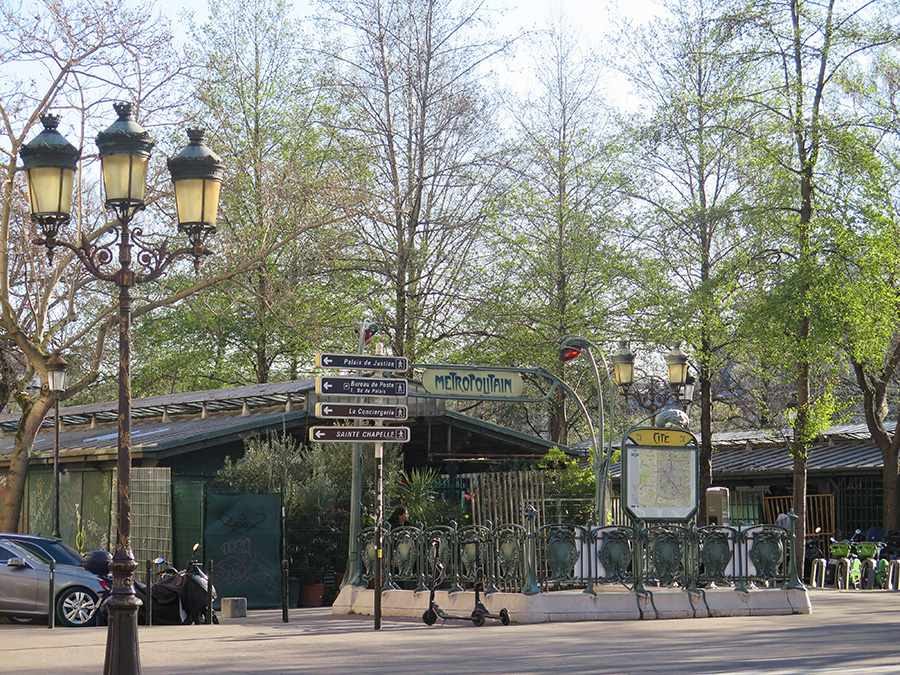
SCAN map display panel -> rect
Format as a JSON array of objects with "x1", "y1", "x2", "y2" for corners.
[{"x1": 622, "y1": 427, "x2": 698, "y2": 522}]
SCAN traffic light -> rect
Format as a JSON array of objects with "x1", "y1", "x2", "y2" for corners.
[
  {"x1": 356, "y1": 321, "x2": 378, "y2": 346},
  {"x1": 560, "y1": 346, "x2": 581, "y2": 362}
]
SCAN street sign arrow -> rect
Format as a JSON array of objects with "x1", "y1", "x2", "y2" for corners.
[
  {"x1": 315, "y1": 353, "x2": 410, "y2": 372},
  {"x1": 308, "y1": 426, "x2": 411, "y2": 443},
  {"x1": 315, "y1": 376, "x2": 407, "y2": 397},
  {"x1": 315, "y1": 402, "x2": 408, "y2": 421}
]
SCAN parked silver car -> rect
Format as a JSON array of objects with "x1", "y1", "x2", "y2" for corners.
[{"x1": 0, "y1": 538, "x2": 107, "y2": 627}]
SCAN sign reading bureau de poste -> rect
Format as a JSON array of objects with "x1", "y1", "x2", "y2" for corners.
[
  {"x1": 315, "y1": 376, "x2": 407, "y2": 397},
  {"x1": 421, "y1": 368, "x2": 525, "y2": 399}
]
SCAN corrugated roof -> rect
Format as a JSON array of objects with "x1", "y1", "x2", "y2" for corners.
[
  {"x1": 609, "y1": 439, "x2": 888, "y2": 479},
  {"x1": 0, "y1": 380, "x2": 314, "y2": 433},
  {"x1": 712, "y1": 441, "x2": 885, "y2": 475},
  {"x1": 710, "y1": 421, "x2": 896, "y2": 448},
  {"x1": 1, "y1": 408, "x2": 310, "y2": 460}
]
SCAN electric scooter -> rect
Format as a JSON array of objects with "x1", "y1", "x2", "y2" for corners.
[
  {"x1": 422, "y1": 537, "x2": 509, "y2": 626},
  {"x1": 466, "y1": 537, "x2": 510, "y2": 626}
]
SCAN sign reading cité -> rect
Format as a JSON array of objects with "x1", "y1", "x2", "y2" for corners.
[{"x1": 421, "y1": 368, "x2": 524, "y2": 398}]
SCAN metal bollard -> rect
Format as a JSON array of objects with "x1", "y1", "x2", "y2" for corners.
[
  {"x1": 281, "y1": 560, "x2": 289, "y2": 623},
  {"x1": 48, "y1": 560, "x2": 55, "y2": 629},
  {"x1": 146, "y1": 559, "x2": 153, "y2": 626},
  {"x1": 207, "y1": 559, "x2": 214, "y2": 625},
  {"x1": 888, "y1": 560, "x2": 900, "y2": 591}
]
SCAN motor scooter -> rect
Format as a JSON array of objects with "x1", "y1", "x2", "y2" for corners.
[
  {"x1": 95, "y1": 543, "x2": 217, "y2": 625},
  {"x1": 152, "y1": 543, "x2": 218, "y2": 625}
]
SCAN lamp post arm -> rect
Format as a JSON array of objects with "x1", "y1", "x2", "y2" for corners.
[{"x1": 533, "y1": 367, "x2": 600, "y2": 487}]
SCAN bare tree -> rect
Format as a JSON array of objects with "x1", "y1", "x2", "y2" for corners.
[
  {"x1": 315, "y1": 0, "x2": 507, "y2": 361},
  {"x1": 0, "y1": 0, "x2": 341, "y2": 530}
]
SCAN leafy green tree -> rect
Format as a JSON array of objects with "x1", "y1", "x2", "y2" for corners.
[
  {"x1": 470, "y1": 12, "x2": 629, "y2": 445},
  {"x1": 615, "y1": 0, "x2": 760, "y2": 523},
  {"x1": 131, "y1": 0, "x2": 365, "y2": 391},
  {"x1": 741, "y1": 0, "x2": 900, "y2": 548},
  {"x1": 539, "y1": 446, "x2": 594, "y2": 524}
]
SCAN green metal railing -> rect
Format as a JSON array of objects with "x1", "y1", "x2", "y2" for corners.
[{"x1": 357, "y1": 510, "x2": 801, "y2": 595}]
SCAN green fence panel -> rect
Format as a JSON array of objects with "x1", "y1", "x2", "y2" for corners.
[
  {"x1": 173, "y1": 482, "x2": 205, "y2": 568},
  {"x1": 77, "y1": 470, "x2": 114, "y2": 553},
  {"x1": 205, "y1": 493, "x2": 282, "y2": 609}
]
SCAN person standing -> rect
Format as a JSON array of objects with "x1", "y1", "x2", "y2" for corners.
[{"x1": 388, "y1": 506, "x2": 411, "y2": 529}]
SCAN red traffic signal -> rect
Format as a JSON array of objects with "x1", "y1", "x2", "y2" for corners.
[
  {"x1": 560, "y1": 346, "x2": 581, "y2": 362},
  {"x1": 355, "y1": 322, "x2": 378, "y2": 345}
]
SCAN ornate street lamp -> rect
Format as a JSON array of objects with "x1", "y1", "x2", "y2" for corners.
[
  {"x1": 665, "y1": 344, "x2": 689, "y2": 393},
  {"x1": 20, "y1": 114, "x2": 80, "y2": 258},
  {"x1": 22, "y1": 104, "x2": 223, "y2": 675},
  {"x1": 610, "y1": 341, "x2": 635, "y2": 389},
  {"x1": 612, "y1": 342, "x2": 694, "y2": 412},
  {"x1": 47, "y1": 353, "x2": 68, "y2": 539}
]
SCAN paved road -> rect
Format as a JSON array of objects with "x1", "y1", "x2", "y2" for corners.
[{"x1": 2, "y1": 590, "x2": 898, "y2": 674}]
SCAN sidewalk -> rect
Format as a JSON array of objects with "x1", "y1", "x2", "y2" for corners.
[{"x1": 2, "y1": 590, "x2": 898, "y2": 674}]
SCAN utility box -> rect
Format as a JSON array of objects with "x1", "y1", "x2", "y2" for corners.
[{"x1": 707, "y1": 487, "x2": 730, "y2": 525}]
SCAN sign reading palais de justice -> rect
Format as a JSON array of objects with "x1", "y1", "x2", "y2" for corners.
[
  {"x1": 308, "y1": 426, "x2": 411, "y2": 443},
  {"x1": 315, "y1": 353, "x2": 409, "y2": 372},
  {"x1": 421, "y1": 368, "x2": 524, "y2": 399},
  {"x1": 315, "y1": 376, "x2": 407, "y2": 397}
]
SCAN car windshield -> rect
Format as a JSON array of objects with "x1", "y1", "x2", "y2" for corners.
[
  {"x1": 1, "y1": 540, "x2": 51, "y2": 564},
  {"x1": 12, "y1": 539, "x2": 83, "y2": 566}
]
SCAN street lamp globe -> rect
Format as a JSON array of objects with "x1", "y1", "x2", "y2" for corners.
[
  {"x1": 167, "y1": 128, "x2": 224, "y2": 248},
  {"x1": 611, "y1": 341, "x2": 635, "y2": 388},
  {"x1": 46, "y1": 353, "x2": 68, "y2": 392},
  {"x1": 665, "y1": 345, "x2": 689, "y2": 390},
  {"x1": 19, "y1": 114, "x2": 80, "y2": 242},
  {"x1": 96, "y1": 102, "x2": 155, "y2": 214}
]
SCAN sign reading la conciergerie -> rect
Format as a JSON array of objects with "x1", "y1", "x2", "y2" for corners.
[{"x1": 421, "y1": 368, "x2": 525, "y2": 399}]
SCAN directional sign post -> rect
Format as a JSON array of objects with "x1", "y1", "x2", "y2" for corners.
[
  {"x1": 315, "y1": 376, "x2": 407, "y2": 398},
  {"x1": 316, "y1": 353, "x2": 409, "y2": 372},
  {"x1": 315, "y1": 402, "x2": 408, "y2": 421},
  {"x1": 308, "y1": 426, "x2": 411, "y2": 443}
]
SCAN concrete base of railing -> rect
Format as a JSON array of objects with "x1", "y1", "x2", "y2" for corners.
[{"x1": 332, "y1": 585, "x2": 811, "y2": 623}]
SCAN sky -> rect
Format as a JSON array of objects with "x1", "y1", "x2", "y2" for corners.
[
  {"x1": 154, "y1": 0, "x2": 653, "y2": 40},
  {"x1": 151, "y1": 0, "x2": 658, "y2": 108}
]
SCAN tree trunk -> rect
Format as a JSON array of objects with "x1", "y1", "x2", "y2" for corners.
[{"x1": 1, "y1": 396, "x2": 53, "y2": 532}]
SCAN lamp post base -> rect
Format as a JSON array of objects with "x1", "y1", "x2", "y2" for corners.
[{"x1": 103, "y1": 553, "x2": 142, "y2": 675}]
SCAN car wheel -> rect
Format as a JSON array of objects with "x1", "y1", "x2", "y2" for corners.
[{"x1": 56, "y1": 587, "x2": 99, "y2": 627}]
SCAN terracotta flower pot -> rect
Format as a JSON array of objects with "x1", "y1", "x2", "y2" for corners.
[{"x1": 299, "y1": 582, "x2": 325, "y2": 607}]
